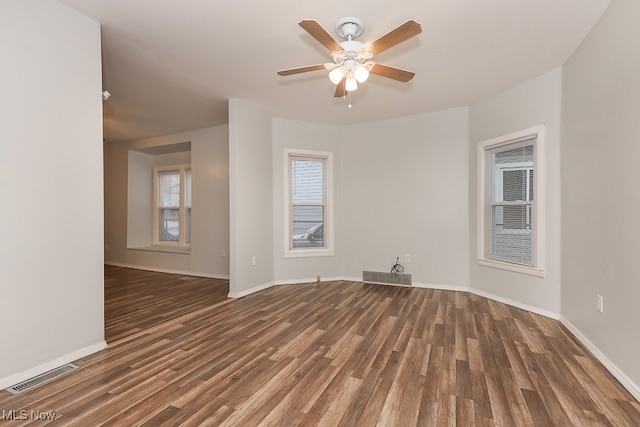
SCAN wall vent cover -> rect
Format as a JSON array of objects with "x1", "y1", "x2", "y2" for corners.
[
  {"x1": 363, "y1": 271, "x2": 412, "y2": 286},
  {"x1": 6, "y1": 363, "x2": 78, "y2": 394}
]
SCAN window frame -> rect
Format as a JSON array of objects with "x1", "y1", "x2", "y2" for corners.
[
  {"x1": 284, "y1": 148, "x2": 334, "y2": 258},
  {"x1": 477, "y1": 125, "x2": 545, "y2": 277},
  {"x1": 153, "y1": 164, "x2": 192, "y2": 248}
]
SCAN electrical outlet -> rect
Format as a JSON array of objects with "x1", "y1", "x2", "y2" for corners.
[
  {"x1": 221, "y1": 249, "x2": 226, "y2": 257},
  {"x1": 404, "y1": 254, "x2": 411, "y2": 263},
  {"x1": 316, "y1": 276, "x2": 321, "y2": 283},
  {"x1": 251, "y1": 256, "x2": 257, "y2": 266},
  {"x1": 596, "y1": 294, "x2": 603, "y2": 313}
]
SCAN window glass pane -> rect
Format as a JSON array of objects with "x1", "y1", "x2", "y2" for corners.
[
  {"x1": 291, "y1": 158, "x2": 324, "y2": 204},
  {"x1": 491, "y1": 205, "x2": 532, "y2": 264},
  {"x1": 503, "y1": 170, "x2": 526, "y2": 201},
  {"x1": 489, "y1": 140, "x2": 535, "y2": 265},
  {"x1": 494, "y1": 144, "x2": 533, "y2": 164},
  {"x1": 186, "y1": 208, "x2": 192, "y2": 243},
  {"x1": 286, "y1": 151, "x2": 332, "y2": 256},
  {"x1": 159, "y1": 208, "x2": 179, "y2": 241},
  {"x1": 185, "y1": 169, "x2": 192, "y2": 207},
  {"x1": 500, "y1": 205, "x2": 531, "y2": 230},
  {"x1": 158, "y1": 171, "x2": 180, "y2": 207},
  {"x1": 292, "y1": 205, "x2": 324, "y2": 248}
]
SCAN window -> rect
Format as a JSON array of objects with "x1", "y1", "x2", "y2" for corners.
[
  {"x1": 477, "y1": 126, "x2": 545, "y2": 276},
  {"x1": 284, "y1": 149, "x2": 334, "y2": 257},
  {"x1": 154, "y1": 164, "x2": 191, "y2": 246}
]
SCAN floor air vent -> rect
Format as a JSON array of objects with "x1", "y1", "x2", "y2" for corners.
[
  {"x1": 6, "y1": 364, "x2": 78, "y2": 394},
  {"x1": 363, "y1": 271, "x2": 412, "y2": 286}
]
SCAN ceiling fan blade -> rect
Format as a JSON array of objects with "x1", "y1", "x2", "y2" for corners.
[
  {"x1": 299, "y1": 20, "x2": 342, "y2": 52},
  {"x1": 277, "y1": 64, "x2": 327, "y2": 76},
  {"x1": 334, "y1": 79, "x2": 346, "y2": 97},
  {"x1": 368, "y1": 20, "x2": 422, "y2": 56},
  {"x1": 370, "y1": 64, "x2": 415, "y2": 82}
]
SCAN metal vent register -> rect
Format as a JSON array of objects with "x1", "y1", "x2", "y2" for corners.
[
  {"x1": 363, "y1": 271, "x2": 412, "y2": 286},
  {"x1": 6, "y1": 364, "x2": 78, "y2": 394}
]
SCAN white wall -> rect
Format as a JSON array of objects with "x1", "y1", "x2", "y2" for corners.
[
  {"x1": 469, "y1": 68, "x2": 563, "y2": 316},
  {"x1": 126, "y1": 150, "x2": 191, "y2": 248},
  {"x1": 341, "y1": 108, "x2": 471, "y2": 288},
  {"x1": 191, "y1": 132, "x2": 229, "y2": 276},
  {"x1": 104, "y1": 125, "x2": 229, "y2": 278},
  {"x1": 0, "y1": 0, "x2": 105, "y2": 385},
  {"x1": 562, "y1": 0, "x2": 640, "y2": 396},
  {"x1": 126, "y1": 150, "x2": 154, "y2": 248},
  {"x1": 228, "y1": 99, "x2": 274, "y2": 296},
  {"x1": 272, "y1": 118, "x2": 343, "y2": 283}
]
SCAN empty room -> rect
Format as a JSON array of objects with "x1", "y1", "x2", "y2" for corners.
[{"x1": 1, "y1": 0, "x2": 639, "y2": 425}]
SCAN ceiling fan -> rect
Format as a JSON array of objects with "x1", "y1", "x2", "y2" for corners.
[{"x1": 277, "y1": 17, "x2": 422, "y2": 98}]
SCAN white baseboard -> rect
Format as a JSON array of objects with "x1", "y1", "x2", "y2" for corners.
[
  {"x1": 274, "y1": 278, "x2": 316, "y2": 286},
  {"x1": 470, "y1": 288, "x2": 560, "y2": 320},
  {"x1": 363, "y1": 279, "x2": 558, "y2": 320},
  {"x1": 105, "y1": 261, "x2": 229, "y2": 280},
  {"x1": 412, "y1": 281, "x2": 470, "y2": 293},
  {"x1": 560, "y1": 317, "x2": 640, "y2": 402},
  {"x1": 228, "y1": 281, "x2": 275, "y2": 298},
  {"x1": 0, "y1": 341, "x2": 107, "y2": 390},
  {"x1": 410, "y1": 282, "x2": 560, "y2": 320},
  {"x1": 274, "y1": 276, "x2": 347, "y2": 286},
  {"x1": 228, "y1": 276, "x2": 370, "y2": 298},
  {"x1": 265, "y1": 277, "x2": 558, "y2": 322}
]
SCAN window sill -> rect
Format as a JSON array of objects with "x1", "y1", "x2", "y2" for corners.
[
  {"x1": 284, "y1": 248, "x2": 334, "y2": 259},
  {"x1": 477, "y1": 258, "x2": 544, "y2": 278},
  {"x1": 129, "y1": 245, "x2": 192, "y2": 255}
]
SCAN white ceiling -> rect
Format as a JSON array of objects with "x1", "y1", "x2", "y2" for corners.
[{"x1": 58, "y1": 0, "x2": 610, "y2": 142}]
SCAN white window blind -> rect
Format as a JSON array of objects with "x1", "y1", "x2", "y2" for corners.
[{"x1": 489, "y1": 139, "x2": 535, "y2": 265}]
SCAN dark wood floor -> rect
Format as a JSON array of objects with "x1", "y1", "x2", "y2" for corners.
[{"x1": 1, "y1": 267, "x2": 639, "y2": 425}]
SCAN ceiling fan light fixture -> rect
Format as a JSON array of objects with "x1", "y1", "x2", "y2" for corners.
[
  {"x1": 354, "y1": 65, "x2": 369, "y2": 83},
  {"x1": 345, "y1": 75, "x2": 358, "y2": 92},
  {"x1": 278, "y1": 18, "x2": 421, "y2": 100},
  {"x1": 329, "y1": 67, "x2": 345, "y2": 84}
]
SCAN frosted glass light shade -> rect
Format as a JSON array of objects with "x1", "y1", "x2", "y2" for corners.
[
  {"x1": 345, "y1": 75, "x2": 358, "y2": 92},
  {"x1": 329, "y1": 67, "x2": 345, "y2": 84},
  {"x1": 354, "y1": 66, "x2": 369, "y2": 83}
]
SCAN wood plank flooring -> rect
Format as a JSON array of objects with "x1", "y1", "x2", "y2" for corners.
[
  {"x1": 104, "y1": 265, "x2": 229, "y2": 342},
  {"x1": 1, "y1": 268, "x2": 639, "y2": 425}
]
